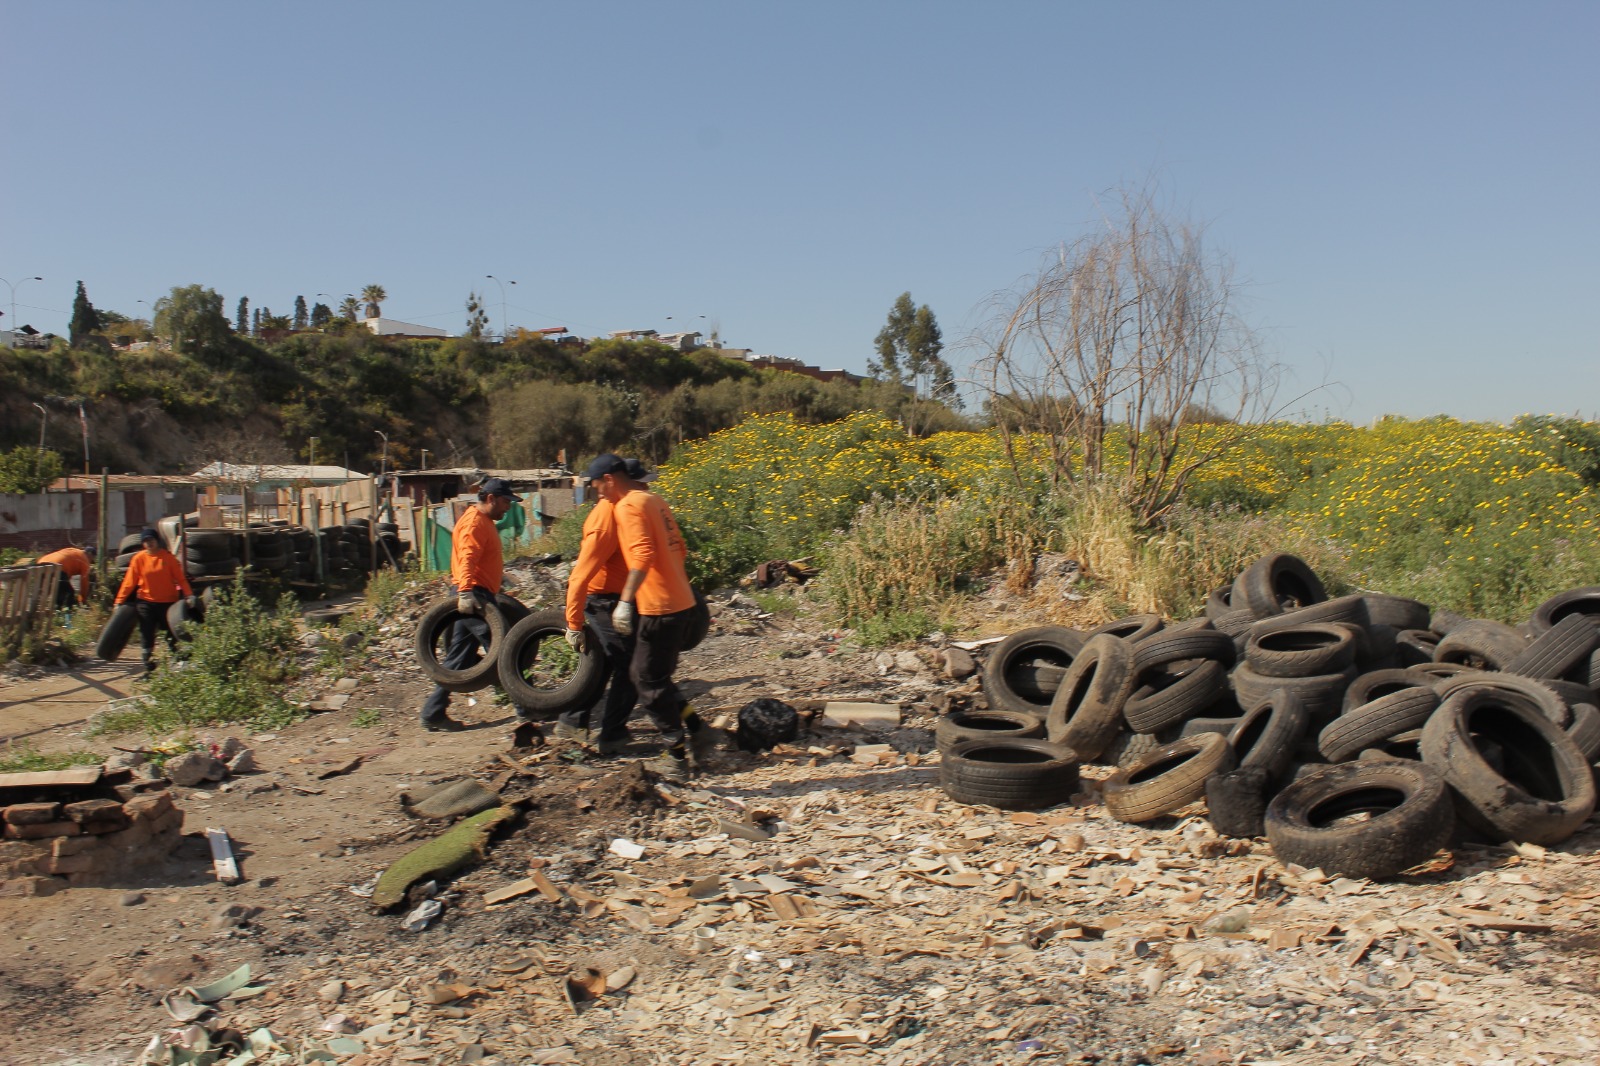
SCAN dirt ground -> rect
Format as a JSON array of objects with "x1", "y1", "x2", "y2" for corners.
[{"x1": 4, "y1": 569, "x2": 1600, "y2": 1066}]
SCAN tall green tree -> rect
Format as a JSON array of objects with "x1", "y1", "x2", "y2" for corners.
[
  {"x1": 235, "y1": 296, "x2": 249, "y2": 335},
  {"x1": 871, "y1": 291, "x2": 952, "y2": 400},
  {"x1": 251, "y1": 307, "x2": 261, "y2": 336},
  {"x1": 309, "y1": 301, "x2": 332, "y2": 329},
  {"x1": 361, "y1": 284, "x2": 386, "y2": 319},
  {"x1": 69, "y1": 281, "x2": 102, "y2": 345},
  {"x1": 339, "y1": 296, "x2": 361, "y2": 321},
  {"x1": 152, "y1": 285, "x2": 231, "y2": 357},
  {"x1": 293, "y1": 295, "x2": 308, "y2": 331}
]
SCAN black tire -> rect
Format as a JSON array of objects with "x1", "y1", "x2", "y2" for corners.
[
  {"x1": 1420, "y1": 687, "x2": 1597, "y2": 845},
  {"x1": 1229, "y1": 689, "x2": 1310, "y2": 781},
  {"x1": 1245, "y1": 624, "x2": 1358, "y2": 679},
  {"x1": 1265, "y1": 761, "x2": 1454, "y2": 879},
  {"x1": 1505, "y1": 613, "x2": 1600, "y2": 680},
  {"x1": 1046, "y1": 634, "x2": 1136, "y2": 761},
  {"x1": 1409, "y1": 661, "x2": 1477, "y2": 683},
  {"x1": 1207, "y1": 767, "x2": 1272, "y2": 838},
  {"x1": 1105, "y1": 730, "x2": 1168, "y2": 769},
  {"x1": 95, "y1": 603, "x2": 138, "y2": 661},
  {"x1": 1342, "y1": 668, "x2": 1434, "y2": 713},
  {"x1": 166, "y1": 598, "x2": 205, "y2": 640},
  {"x1": 1123, "y1": 658, "x2": 1229, "y2": 734},
  {"x1": 1528, "y1": 586, "x2": 1600, "y2": 635},
  {"x1": 1231, "y1": 663, "x2": 1356, "y2": 725},
  {"x1": 1232, "y1": 553, "x2": 1327, "y2": 619},
  {"x1": 1360, "y1": 594, "x2": 1431, "y2": 631},
  {"x1": 414, "y1": 595, "x2": 508, "y2": 692},
  {"x1": 1180, "y1": 715, "x2": 1243, "y2": 739},
  {"x1": 1318, "y1": 687, "x2": 1441, "y2": 763},
  {"x1": 496, "y1": 607, "x2": 605, "y2": 712},
  {"x1": 1357, "y1": 623, "x2": 1400, "y2": 670},
  {"x1": 1433, "y1": 672, "x2": 1572, "y2": 728},
  {"x1": 1086, "y1": 614, "x2": 1164, "y2": 643},
  {"x1": 936, "y1": 710, "x2": 1046, "y2": 752},
  {"x1": 939, "y1": 739, "x2": 1081, "y2": 811},
  {"x1": 1566, "y1": 702, "x2": 1600, "y2": 762},
  {"x1": 1132, "y1": 629, "x2": 1236, "y2": 672},
  {"x1": 1246, "y1": 595, "x2": 1370, "y2": 641},
  {"x1": 982, "y1": 627, "x2": 1086, "y2": 715},
  {"x1": 116, "y1": 532, "x2": 145, "y2": 554},
  {"x1": 680, "y1": 588, "x2": 712, "y2": 652},
  {"x1": 1102, "y1": 732, "x2": 1235, "y2": 823},
  {"x1": 194, "y1": 559, "x2": 241, "y2": 577},
  {"x1": 1395, "y1": 629, "x2": 1441, "y2": 666},
  {"x1": 1434, "y1": 619, "x2": 1529, "y2": 671},
  {"x1": 1430, "y1": 608, "x2": 1472, "y2": 637},
  {"x1": 184, "y1": 532, "x2": 236, "y2": 562},
  {"x1": 1205, "y1": 584, "x2": 1239, "y2": 621}
]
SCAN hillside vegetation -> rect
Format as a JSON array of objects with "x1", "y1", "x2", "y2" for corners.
[{"x1": 0, "y1": 332, "x2": 953, "y2": 475}]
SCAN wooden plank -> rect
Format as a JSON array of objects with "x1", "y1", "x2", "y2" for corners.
[{"x1": 0, "y1": 766, "x2": 104, "y2": 789}]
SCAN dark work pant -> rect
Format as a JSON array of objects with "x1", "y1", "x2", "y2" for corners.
[
  {"x1": 55, "y1": 578, "x2": 77, "y2": 610},
  {"x1": 419, "y1": 588, "x2": 526, "y2": 723},
  {"x1": 558, "y1": 593, "x2": 638, "y2": 743},
  {"x1": 134, "y1": 599, "x2": 179, "y2": 664},
  {"x1": 631, "y1": 607, "x2": 696, "y2": 747}
]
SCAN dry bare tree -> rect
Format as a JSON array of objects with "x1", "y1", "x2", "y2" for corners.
[{"x1": 976, "y1": 186, "x2": 1280, "y2": 526}]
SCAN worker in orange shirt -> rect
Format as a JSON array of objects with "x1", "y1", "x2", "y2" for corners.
[
  {"x1": 590, "y1": 453, "x2": 704, "y2": 782},
  {"x1": 114, "y1": 529, "x2": 195, "y2": 675},
  {"x1": 552, "y1": 460, "x2": 658, "y2": 754},
  {"x1": 39, "y1": 544, "x2": 95, "y2": 609},
  {"x1": 419, "y1": 478, "x2": 527, "y2": 732}
]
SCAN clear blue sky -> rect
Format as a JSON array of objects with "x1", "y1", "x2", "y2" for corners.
[{"x1": 4, "y1": 1, "x2": 1596, "y2": 423}]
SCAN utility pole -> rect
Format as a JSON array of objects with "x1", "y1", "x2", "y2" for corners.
[{"x1": 485, "y1": 275, "x2": 516, "y2": 340}]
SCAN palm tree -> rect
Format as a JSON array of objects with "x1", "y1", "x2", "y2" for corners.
[
  {"x1": 339, "y1": 296, "x2": 361, "y2": 322},
  {"x1": 361, "y1": 284, "x2": 387, "y2": 320}
]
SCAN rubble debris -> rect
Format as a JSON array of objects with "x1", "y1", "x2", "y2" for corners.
[
  {"x1": 402, "y1": 778, "x2": 501, "y2": 820},
  {"x1": 819, "y1": 701, "x2": 902, "y2": 731},
  {"x1": 370, "y1": 806, "x2": 515, "y2": 910},
  {"x1": 205, "y1": 827, "x2": 240, "y2": 883}
]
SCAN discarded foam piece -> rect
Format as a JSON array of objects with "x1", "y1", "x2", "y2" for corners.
[
  {"x1": 819, "y1": 701, "x2": 902, "y2": 731},
  {"x1": 402, "y1": 778, "x2": 501, "y2": 820},
  {"x1": 371, "y1": 806, "x2": 515, "y2": 910},
  {"x1": 206, "y1": 827, "x2": 240, "y2": 883}
]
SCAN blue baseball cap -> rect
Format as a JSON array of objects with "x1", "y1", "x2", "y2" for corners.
[
  {"x1": 478, "y1": 477, "x2": 522, "y2": 501},
  {"x1": 582, "y1": 453, "x2": 628, "y2": 481}
]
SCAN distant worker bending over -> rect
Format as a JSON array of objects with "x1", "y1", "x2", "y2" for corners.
[
  {"x1": 587, "y1": 453, "x2": 704, "y2": 782},
  {"x1": 39, "y1": 544, "x2": 95, "y2": 609},
  {"x1": 114, "y1": 530, "x2": 194, "y2": 675}
]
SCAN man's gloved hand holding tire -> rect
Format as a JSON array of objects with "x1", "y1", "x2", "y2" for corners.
[
  {"x1": 457, "y1": 590, "x2": 478, "y2": 616},
  {"x1": 565, "y1": 628, "x2": 586, "y2": 653}
]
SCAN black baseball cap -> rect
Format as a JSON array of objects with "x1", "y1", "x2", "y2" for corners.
[
  {"x1": 582, "y1": 453, "x2": 628, "y2": 481},
  {"x1": 479, "y1": 477, "x2": 523, "y2": 501},
  {"x1": 139, "y1": 528, "x2": 161, "y2": 543},
  {"x1": 622, "y1": 458, "x2": 657, "y2": 483}
]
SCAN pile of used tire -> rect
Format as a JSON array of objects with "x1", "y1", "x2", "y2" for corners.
[{"x1": 945, "y1": 553, "x2": 1600, "y2": 881}]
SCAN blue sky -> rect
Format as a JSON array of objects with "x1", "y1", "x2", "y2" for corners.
[{"x1": 4, "y1": 1, "x2": 1596, "y2": 423}]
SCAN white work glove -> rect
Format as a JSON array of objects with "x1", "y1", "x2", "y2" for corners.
[
  {"x1": 612, "y1": 600, "x2": 636, "y2": 636},
  {"x1": 456, "y1": 591, "x2": 478, "y2": 615},
  {"x1": 564, "y1": 628, "x2": 586, "y2": 653}
]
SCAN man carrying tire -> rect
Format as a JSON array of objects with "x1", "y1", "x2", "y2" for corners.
[
  {"x1": 594, "y1": 453, "x2": 705, "y2": 783},
  {"x1": 114, "y1": 530, "x2": 195, "y2": 676},
  {"x1": 420, "y1": 477, "x2": 521, "y2": 733},
  {"x1": 40, "y1": 544, "x2": 95, "y2": 610},
  {"x1": 552, "y1": 461, "x2": 646, "y2": 754}
]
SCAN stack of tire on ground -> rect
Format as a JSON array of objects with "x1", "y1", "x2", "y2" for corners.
[
  {"x1": 945, "y1": 553, "x2": 1600, "y2": 882},
  {"x1": 185, "y1": 529, "x2": 242, "y2": 578}
]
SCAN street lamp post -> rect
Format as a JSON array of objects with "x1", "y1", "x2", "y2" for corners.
[
  {"x1": 2, "y1": 276, "x2": 43, "y2": 341},
  {"x1": 420, "y1": 448, "x2": 430, "y2": 471},
  {"x1": 485, "y1": 275, "x2": 516, "y2": 340},
  {"x1": 30, "y1": 400, "x2": 46, "y2": 473}
]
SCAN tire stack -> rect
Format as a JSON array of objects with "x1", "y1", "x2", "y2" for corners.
[
  {"x1": 245, "y1": 526, "x2": 292, "y2": 576},
  {"x1": 959, "y1": 554, "x2": 1600, "y2": 879},
  {"x1": 374, "y1": 521, "x2": 410, "y2": 569},
  {"x1": 108, "y1": 532, "x2": 146, "y2": 583},
  {"x1": 185, "y1": 529, "x2": 241, "y2": 578}
]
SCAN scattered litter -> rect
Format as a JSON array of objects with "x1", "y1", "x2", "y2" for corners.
[
  {"x1": 205, "y1": 827, "x2": 240, "y2": 884},
  {"x1": 609, "y1": 837, "x2": 646, "y2": 860},
  {"x1": 402, "y1": 898, "x2": 443, "y2": 931}
]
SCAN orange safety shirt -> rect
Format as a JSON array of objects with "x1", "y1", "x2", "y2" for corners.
[
  {"x1": 614, "y1": 489, "x2": 695, "y2": 617},
  {"x1": 39, "y1": 547, "x2": 93, "y2": 603},
  {"x1": 451, "y1": 505, "x2": 504, "y2": 595},
  {"x1": 115, "y1": 548, "x2": 193, "y2": 605},
  {"x1": 564, "y1": 500, "x2": 628, "y2": 631}
]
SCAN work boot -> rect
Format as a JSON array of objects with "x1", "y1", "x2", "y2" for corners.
[
  {"x1": 595, "y1": 734, "x2": 632, "y2": 756},
  {"x1": 643, "y1": 749, "x2": 690, "y2": 784},
  {"x1": 551, "y1": 721, "x2": 589, "y2": 745},
  {"x1": 423, "y1": 716, "x2": 468, "y2": 733}
]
